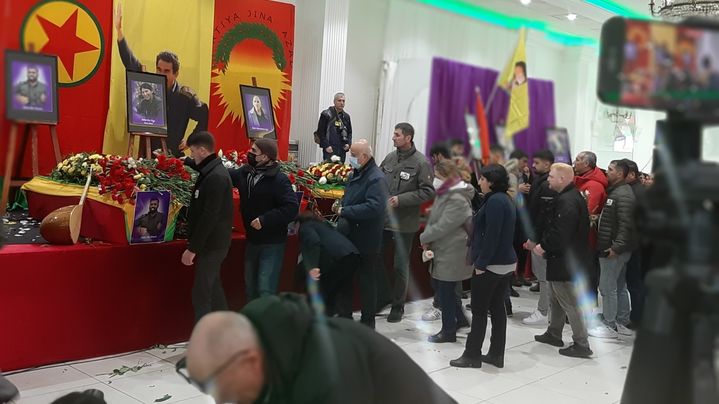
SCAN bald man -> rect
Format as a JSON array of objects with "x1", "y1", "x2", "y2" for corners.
[
  {"x1": 182, "y1": 294, "x2": 457, "y2": 404},
  {"x1": 532, "y1": 163, "x2": 593, "y2": 358},
  {"x1": 333, "y1": 140, "x2": 388, "y2": 329}
]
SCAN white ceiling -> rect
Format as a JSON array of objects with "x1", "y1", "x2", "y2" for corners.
[{"x1": 472, "y1": 0, "x2": 652, "y2": 38}]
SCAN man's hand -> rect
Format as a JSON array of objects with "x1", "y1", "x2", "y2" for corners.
[
  {"x1": 343, "y1": 144, "x2": 350, "y2": 151},
  {"x1": 251, "y1": 218, "x2": 262, "y2": 230},
  {"x1": 325, "y1": 146, "x2": 333, "y2": 154},
  {"x1": 40, "y1": 93, "x2": 47, "y2": 103},
  {"x1": 605, "y1": 248, "x2": 617, "y2": 259},
  {"x1": 181, "y1": 249, "x2": 196, "y2": 266},
  {"x1": 309, "y1": 268, "x2": 321, "y2": 281},
  {"x1": 533, "y1": 244, "x2": 545, "y2": 257},
  {"x1": 518, "y1": 183, "x2": 531, "y2": 194},
  {"x1": 15, "y1": 95, "x2": 29, "y2": 105},
  {"x1": 524, "y1": 239, "x2": 536, "y2": 251},
  {"x1": 179, "y1": 140, "x2": 187, "y2": 152},
  {"x1": 114, "y1": 3, "x2": 124, "y2": 40},
  {"x1": 388, "y1": 196, "x2": 399, "y2": 208},
  {"x1": 138, "y1": 227, "x2": 148, "y2": 236}
]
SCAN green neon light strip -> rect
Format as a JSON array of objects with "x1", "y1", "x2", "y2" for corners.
[
  {"x1": 416, "y1": 0, "x2": 597, "y2": 47},
  {"x1": 583, "y1": 0, "x2": 649, "y2": 19}
]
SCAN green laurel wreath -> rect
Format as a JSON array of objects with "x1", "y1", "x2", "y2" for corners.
[{"x1": 214, "y1": 22, "x2": 286, "y2": 72}]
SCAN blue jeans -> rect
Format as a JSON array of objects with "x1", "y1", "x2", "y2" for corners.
[
  {"x1": 599, "y1": 252, "x2": 632, "y2": 327},
  {"x1": 245, "y1": 242, "x2": 286, "y2": 301}
]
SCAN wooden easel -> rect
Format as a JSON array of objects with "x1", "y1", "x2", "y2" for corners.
[
  {"x1": 127, "y1": 132, "x2": 168, "y2": 159},
  {"x1": 1, "y1": 121, "x2": 62, "y2": 217}
]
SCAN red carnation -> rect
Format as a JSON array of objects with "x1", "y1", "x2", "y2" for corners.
[
  {"x1": 288, "y1": 173, "x2": 296, "y2": 184},
  {"x1": 297, "y1": 170, "x2": 305, "y2": 177}
]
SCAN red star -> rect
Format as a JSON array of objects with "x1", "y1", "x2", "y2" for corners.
[{"x1": 36, "y1": 9, "x2": 98, "y2": 79}]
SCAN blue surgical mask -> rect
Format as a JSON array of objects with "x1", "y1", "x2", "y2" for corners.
[{"x1": 348, "y1": 155, "x2": 361, "y2": 169}]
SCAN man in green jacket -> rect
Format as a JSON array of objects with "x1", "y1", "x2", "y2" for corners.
[
  {"x1": 181, "y1": 294, "x2": 457, "y2": 404},
  {"x1": 589, "y1": 159, "x2": 637, "y2": 339},
  {"x1": 377, "y1": 122, "x2": 435, "y2": 322}
]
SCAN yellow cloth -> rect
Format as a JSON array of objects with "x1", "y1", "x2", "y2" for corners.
[
  {"x1": 102, "y1": 0, "x2": 214, "y2": 155},
  {"x1": 314, "y1": 188, "x2": 344, "y2": 200},
  {"x1": 21, "y1": 177, "x2": 181, "y2": 239},
  {"x1": 498, "y1": 28, "x2": 529, "y2": 139}
]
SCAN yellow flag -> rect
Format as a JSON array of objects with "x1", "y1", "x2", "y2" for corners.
[
  {"x1": 499, "y1": 28, "x2": 529, "y2": 139},
  {"x1": 102, "y1": 0, "x2": 214, "y2": 156}
]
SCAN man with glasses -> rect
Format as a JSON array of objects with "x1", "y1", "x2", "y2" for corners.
[{"x1": 177, "y1": 293, "x2": 457, "y2": 404}]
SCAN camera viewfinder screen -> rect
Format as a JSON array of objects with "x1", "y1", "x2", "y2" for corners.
[{"x1": 621, "y1": 20, "x2": 719, "y2": 110}]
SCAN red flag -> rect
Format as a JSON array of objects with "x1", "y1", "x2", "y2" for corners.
[{"x1": 475, "y1": 92, "x2": 491, "y2": 165}]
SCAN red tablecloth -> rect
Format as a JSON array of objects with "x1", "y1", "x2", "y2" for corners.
[{"x1": 0, "y1": 233, "x2": 300, "y2": 371}]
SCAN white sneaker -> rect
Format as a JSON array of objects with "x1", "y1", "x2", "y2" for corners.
[
  {"x1": 589, "y1": 324, "x2": 619, "y2": 339},
  {"x1": 421, "y1": 307, "x2": 442, "y2": 322},
  {"x1": 616, "y1": 324, "x2": 634, "y2": 336},
  {"x1": 522, "y1": 310, "x2": 548, "y2": 326}
]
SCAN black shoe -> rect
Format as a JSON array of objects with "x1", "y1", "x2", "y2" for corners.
[
  {"x1": 428, "y1": 331, "x2": 457, "y2": 343},
  {"x1": 510, "y1": 287, "x2": 520, "y2": 297},
  {"x1": 480, "y1": 354, "x2": 504, "y2": 368},
  {"x1": 387, "y1": 306, "x2": 404, "y2": 323},
  {"x1": 534, "y1": 332, "x2": 564, "y2": 347},
  {"x1": 521, "y1": 277, "x2": 532, "y2": 286},
  {"x1": 529, "y1": 283, "x2": 540, "y2": 292},
  {"x1": 461, "y1": 292, "x2": 469, "y2": 299},
  {"x1": 450, "y1": 355, "x2": 482, "y2": 368},
  {"x1": 505, "y1": 304, "x2": 513, "y2": 318},
  {"x1": 559, "y1": 344, "x2": 593, "y2": 358},
  {"x1": 457, "y1": 316, "x2": 470, "y2": 329},
  {"x1": 465, "y1": 303, "x2": 471, "y2": 310}
]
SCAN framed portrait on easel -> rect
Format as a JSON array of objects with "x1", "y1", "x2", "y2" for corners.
[
  {"x1": 5, "y1": 50, "x2": 59, "y2": 124},
  {"x1": 126, "y1": 71, "x2": 168, "y2": 134},
  {"x1": 240, "y1": 85, "x2": 276, "y2": 139}
]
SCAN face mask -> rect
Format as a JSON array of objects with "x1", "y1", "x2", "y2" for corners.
[
  {"x1": 433, "y1": 178, "x2": 443, "y2": 189},
  {"x1": 247, "y1": 152, "x2": 258, "y2": 167},
  {"x1": 348, "y1": 155, "x2": 361, "y2": 169}
]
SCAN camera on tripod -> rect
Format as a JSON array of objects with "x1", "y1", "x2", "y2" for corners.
[{"x1": 597, "y1": 16, "x2": 719, "y2": 404}]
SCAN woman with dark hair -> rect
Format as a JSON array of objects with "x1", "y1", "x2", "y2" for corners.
[
  {"x1": 451, "y1": 164, "x2": 517, "y2": 368},
  {"x1": 420, "y1": 159, "x2": 474, "y2": 343}
]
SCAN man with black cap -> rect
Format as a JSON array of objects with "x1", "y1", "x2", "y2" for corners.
[
  {"x1": 231, "y1": 139, "x2": 299, "y2": 301},
  {"x1": 182, "y1": 131, "x2": 234, "y2": 323}
]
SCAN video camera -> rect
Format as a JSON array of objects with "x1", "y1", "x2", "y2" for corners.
[{"x1": 597, "y1": 16, "x2": 719, "y2": 404}]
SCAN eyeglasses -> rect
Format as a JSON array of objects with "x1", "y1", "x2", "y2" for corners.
[{"x1": 175, "y1": 350, "x2": 250, "y2": 394}]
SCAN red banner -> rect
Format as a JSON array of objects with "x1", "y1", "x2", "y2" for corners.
[
  {"x1": 0, "y1": 0, "x2": 112, "y2": 179},
  {"x1": 209, "y1": 0, "x2": 295, "y2": 159}
]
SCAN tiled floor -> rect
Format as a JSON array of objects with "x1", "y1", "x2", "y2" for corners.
[{"x1": 6, "y1": 288, "x2": 634, "y2": 403}]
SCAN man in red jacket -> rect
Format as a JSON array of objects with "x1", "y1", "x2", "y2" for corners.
[{"x1": 573, "y1": 151, "x2": 608, "y2": 301}]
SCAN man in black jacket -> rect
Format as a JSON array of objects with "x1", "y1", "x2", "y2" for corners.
[
  {"x1": 183, "y1": 295, "x2": 457, "y2": 404},
  {"x1": 183, "y1": 131, "x2": 234, "y2": 323},
  {"x1": 230, "y1": 139, "x2": 299, "y2": 302},
  {"x1": 335, "y1": 140, "x2": 389, "y2": 328},
  {"x1": 533, "y1": 163, "x2": 593, "y2": 358},
  {"x1": 523, "y1": 149, "x2": 556, "y2": 326},
  {"x1": 298, "y1": 213, "x2": 360, "y2": 318},
  {"x1": 623, "y1": 159, "x2": 646, "y2": 326},
  {"x1": 589, "y1": 159, "x2": 637, "y2": 339},
  {"x1": 316, "y1": 92, "x2": 352, "y2": 162}
]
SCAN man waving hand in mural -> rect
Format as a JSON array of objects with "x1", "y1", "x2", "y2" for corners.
[{"x1": 114, "y1": 3, "x2": 209, "y2": 157}]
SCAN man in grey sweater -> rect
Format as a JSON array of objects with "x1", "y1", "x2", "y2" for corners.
[
  {"x1": 589, "y1": 159, "x2": 637, "y2": 339},
  {"x1": 377, "y1": 123, "x2": 435, "y2": 322}
]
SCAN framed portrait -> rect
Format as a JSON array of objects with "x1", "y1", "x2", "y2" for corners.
[
  {"x1": 5, "y1": 50, "x2": 59, "y2": 124},
  {"x1": 546, "y1": 127, "x2": 572, "y2": 164},
  {"x1": 131, "y1": 191, "x2": 171, "y2": 244},
  {"x1": 240, "y1": 85, "x2": 276, "y2": 139},
  {"x1": 126, "y1": 71, "x2": 168, "y2": 134}
]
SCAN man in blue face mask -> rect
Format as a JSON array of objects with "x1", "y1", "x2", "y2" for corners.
[{"x1": 334, "y1": 140, "x2": 389, "y2": 329}]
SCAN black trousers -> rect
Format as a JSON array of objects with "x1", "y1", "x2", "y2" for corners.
[
  {"x1": 465, "y1": 271, "x2": 511, "y2": 359},
  {"x1": 626, "y1": 250, "x2": 645, "y2": 323},
  {"x1": 192, "y1": 248, "x2": 229, "y2": 323},
  {"x1": 357, "y1": 252, "x2": 378, "y2": 328},
  {"x1": 320, "y1": 254, "x2": 360, "y2": 318}
]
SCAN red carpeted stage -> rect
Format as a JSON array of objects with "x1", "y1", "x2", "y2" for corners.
[{"x1": 0, "y1": 229, "x2": 433, "y2": 372}]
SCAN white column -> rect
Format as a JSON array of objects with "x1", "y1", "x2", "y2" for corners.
[{"x1": 290, "y1": 0, "x2": 350, "y2": 166}]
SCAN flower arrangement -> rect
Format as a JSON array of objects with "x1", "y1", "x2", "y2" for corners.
[
  {"x1": 218, "y1": 149, "x2": 248, "y2": 169},
  {"x1": 307, "y1": 159, "x2": 353, "y2": 185},
  {"x1": 50, "y1": 153, "x2": 195, "y2": 206}
]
